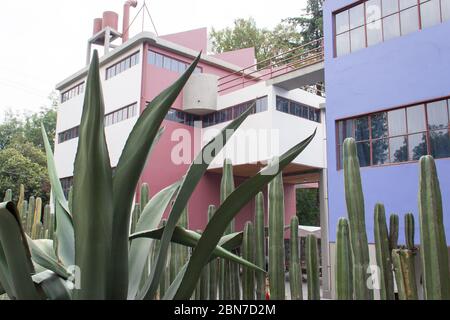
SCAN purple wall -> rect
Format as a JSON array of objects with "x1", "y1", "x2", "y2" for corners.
[{"x1": 324, "y1": 0, "x2": 450, "y2": 243}]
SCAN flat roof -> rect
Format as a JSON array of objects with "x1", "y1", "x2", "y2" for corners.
[{"x1": 56, "y1": 31, "x2": 263, "y2": 91}]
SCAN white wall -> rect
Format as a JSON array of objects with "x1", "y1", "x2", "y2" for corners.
[
  {"x1": 54, "y1": 44, "x2": 143, "y2": 178},
  {"x1": 206, "y1": 83, "x2": 326, "y2": 170}
]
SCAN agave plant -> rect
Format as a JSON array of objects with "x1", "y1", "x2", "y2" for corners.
[{"x1": 0, "y1": 50, "x2": 316, "y2": 300}]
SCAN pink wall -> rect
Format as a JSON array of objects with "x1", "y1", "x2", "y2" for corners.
[
  {"x1": 160, "y1": 28, "x2": 208, "y2": 53},
  {"x1": 138, "y1": 41, "x2": 296, "y2": 236}
]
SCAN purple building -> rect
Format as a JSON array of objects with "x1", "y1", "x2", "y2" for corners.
[{"x1": 324, "y1": 0, "x2": 450, "y2": 298}]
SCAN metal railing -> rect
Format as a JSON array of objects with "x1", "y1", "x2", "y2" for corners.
[{"x1": 218, "y1": 38, "x2": 324, "y2": 94}]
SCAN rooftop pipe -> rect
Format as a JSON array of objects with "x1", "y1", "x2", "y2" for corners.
[{"x1": 122, "y1": 0, "x2": 138, "y2": 43}]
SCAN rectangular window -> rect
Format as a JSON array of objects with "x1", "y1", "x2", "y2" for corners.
[
  {"x1": 335, "y1": 0, "x2": 449, "y2": 57},
  {"x1": 275, "y1": 96, "x2": 321, "y2": 123},
  {"x1": 276, "y1": 96, "x2": 289, "y2": 113},
  {"x1": 336, "y1": 96, "x2": 450, "y2": 169},
  {"x1": 106, "y1": 51, "x2": 140, "y2": 80},
  {"x1": 148, "y1": 50, "x2": 201, "y2": 75},
  {"x1": 61, "y1": 82, "x2": 85, "y2": 103}
]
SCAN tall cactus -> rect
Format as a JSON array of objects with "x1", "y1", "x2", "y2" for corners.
[
  {"x1": 26, "y1": 196, "x2": 35, "y2": 235},
  {"x1": 405, "y1": 213, "x2": 415, "y2": 250},
  {"x1": 208, "y1": 205, "x2": 218, "y2": 300},
  {"x1": 343, "y1": 138, "x2": 373, "y2": 300},
  {"x1": 389, "y1": 214, "x2": 399, "y2": 253},
  {"x1": 418, "y1": 155, "x2": 450, "y2": 299},
  {"x1": 17, "y1": 184, "x2": 25, "y2": 217},
  {"x1": 306, "y1": 234, "x2": 320, "y2": 300},
  {"x1": 335, "y1": 218, "x2": 353, "y2": 300},
  {"x1": 374, "y1": 203, "x2": 395, "y2": 300},
  {"x1": 392, "y1": 249, "x2": 418, "y2": 300},
  {"x1": 242, "y1": 221, "x2": 255, "y2": 300},
  {"x1": 268, "y1": 173, "x2": 285, "y2": 300},
  {"x1": 219, "y1": 159, "x2": 239, "y2": 300},
  {"x1": 3, "y1": 189, "x2": 12, "y2": 202},
  {"x1": 289, "y1": 216, "x2": 303, "y2": 300},
  {"x1": 31, "y1": 197, "x2": 43, "y2": 239},
  {"x1": 140, "y1": 183, "x2": 150, "y2": 213},
  {"x1": 254, "y1": 192, "x2": 266, "y2": 300}
]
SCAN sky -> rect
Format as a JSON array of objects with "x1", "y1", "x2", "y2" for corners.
[{"x1": 0, "y1": 0, "x2": 307, "y2": 123}]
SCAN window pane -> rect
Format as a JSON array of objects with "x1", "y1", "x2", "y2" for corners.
[
  {"x1": 355, "y1": 117, "x2": 370, "y2": 141},
  {"x1": 400, "y1": 0, "x2": 419, "y2": 9},
  {"x1": 430, "y1": 130, "x2": 450, "y2": 158},
  {"x1": 366, "y1": 0, "x2": 382, "y2": 23},
  {"x1": 350, "y1": 26, "x2": 366, "y2": 52},
  {"x1": 339, "y1": 145, "x2": 344, "y2": 169},
  {"x1": 427, "y1": 100, "x2": 448, "y2": 129},
  {"x1": 367, "y1": 20, "x2": 383, "y2": 46},
  {"x1": 420, "y1": 0, "x2": 441, "y2": 28},
  {"x1": 400, "y1": 7, "x2": 420, "y2": 36},
  {"x1": 350, "y1": 4, "x2": 365, "y2": 28},
  {"x1": 155, "y1": 53, "x2": 163, "y2": 67},
  {"x1": 149, "y1": 51, "x2": 156, "y2": 65},
  {"x1": 276, "y1": 97, "x2": 289, "y2": 113},
  {"x1": 443, "y1": 0, "x2": 450, "y2": 21},
  {"x1": 357, "y1": 142, "x2": 371, "y2": 167},
  {"x1": 371, "y1": 112, "x2": 388, "y2": 138},
  {"x1": 390, "y1": 136, "x2": 408, "y2": 162},
  {"x1": 336, "y1": 32, "x2": 351, "y2": 56},
  {"x1": 408, "y1": 133, "x2": 428, "y2": 160},
  {"x1": 372, "y1": 138, "x2": 389, "y2": 165},
  {"x1": 383, "y1": 14, "x2": 401, "y2": 41},
  {"x1": 178, "y1": 62, "x2": 187, "y2": 73},
  {"x1": 336, "y1": 10, "x2": 350, "y2": 34},
  {"x1": 388, "y1": 109, "x2": 407, "y2": 136},
  {"x1": 407, "y1": 104, "x2": 426, "y2": 133},
  {"x1": 337, "y1": 119, "x2": 354, "y2": 144},
  {"x1": 383, "y1": 0, "x2": 399, "y2": 16},
  {"x1": 163, "y1": 56, "x2": 171, "y2": 70}
]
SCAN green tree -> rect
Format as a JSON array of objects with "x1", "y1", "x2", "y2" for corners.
[
  {"x1": 0, "y1": 110, "x2": 23, "y2": 149},
  {"x1": 0, "y1": 146, "x2": 49, "y2": 203},
  {"x1": 296, "y1": 188, "x2": 320, "y2": 226},
  {"x1": 210, "y1": 18, "x2": 301, "y2": 69},
  {"x1": 286, "y1": 0, "x2": 324, "y2": 46}
]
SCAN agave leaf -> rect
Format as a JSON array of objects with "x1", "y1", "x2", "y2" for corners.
[
  {"x1": 0, "y1": 202, "x2": 40, "y2": 299},
  {"x1": 72, "y1": 50, "x2": 114, "y2": 300},
  {"x1": 174, "y1": 130, "x2": 317, "y2": 299},
  {"x1": 141, "y1": 104, "x2": 255, "y2": 300},
  {"x1": 32, "y1": 270, "x2": 72, "y2": 300},
  {"x1": 127, "y1": 181, "x2": 181, "y2": 299},
  {"x1": 27, "y1": 237, "x2": 70, "y2": 280},
  {"x1": 131, "y1": 227, "x2": 259, "y2": 271},
  {"x1": 41, "y1": 124, "x2": 75, "y2": 267},
  {"x1": 160, "y1": 231, "x2": 244, "y2": 301},
  {"x1": 110, "y1": 54, "x2": 202, "y2": 300}
]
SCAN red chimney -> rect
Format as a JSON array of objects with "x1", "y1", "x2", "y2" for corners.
[{"x1": 123, "y1": 1, "x2": 138, "y2": 43}]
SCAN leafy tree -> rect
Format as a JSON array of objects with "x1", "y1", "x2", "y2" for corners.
[
  {"x1": 0, "y1": 111, "x2": 23, "y2": 149},
  {"x1": 210, "y1": 18, "x2": 301, "y2": 69},
  {"x1": 0, "y1": 146, "x2": 49, "y2": 203},
  {"x1": 286, "y1": 0, "x2": 324, "y2": 46},
  {"x1": 296, "y1": 188, "x2": 320, "y2": 226}
]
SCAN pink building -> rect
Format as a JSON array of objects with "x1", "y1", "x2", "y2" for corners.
[{"x1": 54, "y1": 5, "x2": 326, "y2": 233}]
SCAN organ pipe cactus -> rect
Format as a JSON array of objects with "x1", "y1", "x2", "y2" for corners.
[
  {"x1": 289, "y1": 216, "x2": 303, "y2": 300},
  {"x1": 254, "y1": 192, "x2": 266, "y2": 300},
  {"x1": 268, "y1": 173, "x2": 285, "y2": 300},
  {"x1": 3, "y1": 189, "x2": 12, "y2": 202},
  {"x1": 242, "y1": 221, "x2": 255, "y2": 300},
  {"x1": 418, "y1": 155, "x2": 450, "y2": 300},
  {"x1": 405, "y1": 213, "x2": 415, "y2": 250},
  {"x1": 306, "y1": 234, "x2": 320, "y2": 300},
  {"x1": 373, "y1": 203, "x2": 395, "y2": 300},
  {"x1": 207, "y1": 205, "x2": 218, "y2": 300},
  {"x1": 335, "y1": 218, "x2": 353, "y2": 300},
  {"x1": 389, "y1": 214, "x2": 399, "y2": 253},
  {"x1": 219, "y1": 159, "x2": 237, "y2": 300},
  {"x1": 392, "y1": 249, "x2": 418, "y2": 300},
  {"x1": 343, "y1": 138, "x2": 373, "y2": 300}
]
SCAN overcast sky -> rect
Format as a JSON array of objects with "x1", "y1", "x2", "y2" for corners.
[{"x1": 0, "y1": 0, "x2": 307, "y2": 122}]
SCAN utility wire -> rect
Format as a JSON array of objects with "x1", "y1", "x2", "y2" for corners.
[{"x1": 144, "y1": 1, "x2": 159, "y2": 36}]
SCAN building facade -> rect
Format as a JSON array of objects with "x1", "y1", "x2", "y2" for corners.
[
  {"x1": 324, "y1": 0, "x2": 450, "y2": 298},
  {"x1": 54, "y1": 9, "x2": 326, "y2": 233}
]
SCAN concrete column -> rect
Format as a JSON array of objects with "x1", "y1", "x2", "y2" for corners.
[{"x1": 319, "y1": 103, "x2": 332, "y2": 299}]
